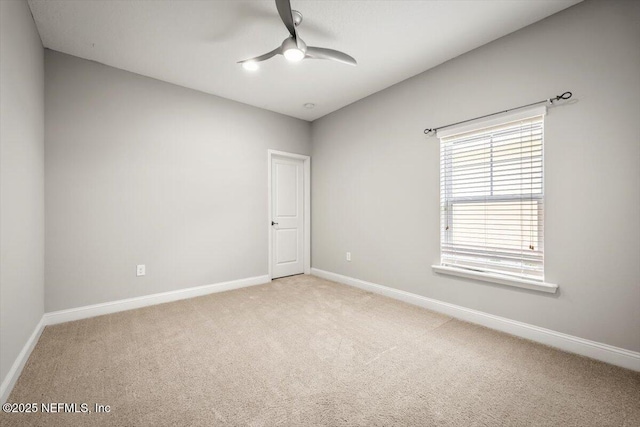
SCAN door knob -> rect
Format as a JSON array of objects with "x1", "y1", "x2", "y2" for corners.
[{"x1": 271, "y1": 221, "x2": 278, "y2": 226}]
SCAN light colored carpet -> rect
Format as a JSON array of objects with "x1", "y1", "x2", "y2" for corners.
[{"x1": 2, "y1": 274, "x2": 639, "y2": 426}]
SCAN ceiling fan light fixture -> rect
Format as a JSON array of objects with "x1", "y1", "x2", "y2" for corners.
[
  {"x1": 282, "y1": 37, "x2": 307, "y2": 62},
  {"x1": 282, "y1": 36, "x2": 306, "y2": 62},
  {"x1": 242, "y1": 61, "x2": 259, "y2": 71},
  {"x1": 283, "y1": 47, "x2": 304, "y2": 62}
]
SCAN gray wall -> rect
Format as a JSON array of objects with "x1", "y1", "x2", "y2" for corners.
[
  {"x1": 45, "y1": 51, "x2": 311, "y2": 312},
  {"x1": 0, "y1": 0, "x2": 45, "y2": 384},
  {"x1": 311, "y1": 0, "x2": 640, "y2": 352}
]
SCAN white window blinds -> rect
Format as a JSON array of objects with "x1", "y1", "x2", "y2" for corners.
[{"x1": 439, "y1": 108, "x2": 545, "y2": 281}]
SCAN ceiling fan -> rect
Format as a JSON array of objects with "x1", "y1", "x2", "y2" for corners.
[{"x1": 238, "y1": 0, "x2": 357, "y2": 70}]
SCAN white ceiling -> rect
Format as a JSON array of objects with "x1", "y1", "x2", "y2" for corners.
[{"x1": 28, "y1": 0, "x2": 581, "y2": 121}]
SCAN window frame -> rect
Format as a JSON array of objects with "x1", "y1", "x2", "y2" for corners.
[{"x1": 433, "y1": 106, "x2": 557, "y2": 293}]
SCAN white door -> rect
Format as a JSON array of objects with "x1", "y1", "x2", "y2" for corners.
[{"x1": 271, "y1": 155, "x2": 304, "y2": 278}]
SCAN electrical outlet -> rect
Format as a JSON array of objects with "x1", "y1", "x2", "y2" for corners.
[
  {"x1": 346, "y1": 252, "x2": 351, "y2": 262},
  {"x1": 136, "y1": 264, "x2": 146, "y2": 276}
]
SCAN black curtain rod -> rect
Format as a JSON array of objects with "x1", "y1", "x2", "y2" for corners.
[{"x1": 423, "y1": 91, "x2": 572, "y2": 136}]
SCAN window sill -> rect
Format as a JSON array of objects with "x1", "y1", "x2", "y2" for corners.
[{"x1": 432, "y1": 265, "x2": 558, "y2": 294}]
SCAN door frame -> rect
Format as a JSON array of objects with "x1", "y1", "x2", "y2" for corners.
[{"x1": 267, "y1": 149, "x2": 311, "y2": 279}]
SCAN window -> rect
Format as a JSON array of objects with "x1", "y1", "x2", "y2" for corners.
[{"x1": 438, "y1": 107, "x2": 545, "y2": 282}]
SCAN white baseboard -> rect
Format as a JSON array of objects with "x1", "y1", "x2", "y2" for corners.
[
  {"x1": 1, "y1": 274, "x2": 270, "y2": 403},
  {"x1": 311, "y1": 268, "x2": 640, "y2": 372},
  {"x1": 44, "y1": 274, "x2": 271, "y2": 325},
  {"x1": 0, "y1": 317, "x2": 46, "y2": 404}
]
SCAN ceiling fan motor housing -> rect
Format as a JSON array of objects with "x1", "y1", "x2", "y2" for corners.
[{"x1": 282, "y1": 36, "x2": 306, "y2": 55}]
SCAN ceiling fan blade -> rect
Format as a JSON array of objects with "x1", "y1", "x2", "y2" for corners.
[
  {"x1": 275, "y1": 0, "x2": 297, "y2": 40},
  {"x1": 305, "y1": 47, "x2": 357, "y2": 66},
  {"x1": 238, "y1": 47, "x2": 282, "y2": 64}
]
